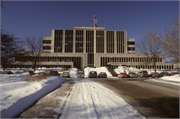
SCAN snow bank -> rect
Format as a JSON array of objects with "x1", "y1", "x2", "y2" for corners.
[
  {"x1": 115, "y1": 66, "x2": 140, "y2": 74},
  {"x1": 84, "y1": 67, "x2": 112, "y2": 78},
  {"x1": 0, "y1": 73, "x2": 66, "y2": 118},
  {"x1": 159, "y1": 74, "x2": 180, "y2": 82}
]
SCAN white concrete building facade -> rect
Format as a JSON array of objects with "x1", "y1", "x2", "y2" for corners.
[{"x1": 11, "y1": 27, "x2": 174, "y2": 69}]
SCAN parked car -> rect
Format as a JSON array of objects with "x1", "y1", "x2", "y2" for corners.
[
  {"x1": 37, "y1": 72, "x2": 47, "y2": 76},
  {"x1": 14, "y1": 71, "x2": 21, "y2": 74},
  {"x1": 29, "y1": 71, "x2": 35, "y2": 75},
  {"x1": 137, "y1": 71, "x2": 148, "y2": 78},
  {"x1": 7, "y1": 71, "x2": 14, "y2": 74},
  {"x1": 98, "y1": 72, "x2": 107, "y2": 78},
  {"x1": 89, "y1": 71, "x2": 97, "y2": 78},
  {"x1": 159, "y1": 72, "x2": 171, "y2": 76},
  {"x1": 105, "y1": 65, "x2": 113, "y2": 69},
  {"x1": 77, "y1": 70, "x2": 84, "y2": 78},
  {"x1": 62, "y1": 71, "x2": 70, "y2": 78},
  {"x1": 171, "y1": 72, "x2": 179, "y2": 76},
  {"x1": 48, "y1": 70, "x2": 59, "y2": 76},
  {"x1": 148, "y1": 72, "x2": 161, "y2": 78},
  {"x1": 118, "y1": 73, "x2": 129, "y2": 78},
  {"x1": 128, "y1": 72, "x2": 138, "y2": 78},
  {"x1": 1, "y1": 71, "x2": 7, "y2": 74},
  {"x1": 158, "y1": 72, "x2": 164, "y2": 77}
]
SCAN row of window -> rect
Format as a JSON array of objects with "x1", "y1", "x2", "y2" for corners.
[
  {"x1": 15, "y1": 56, "x2": 82, "y2": 68},
  {"x1": 127, "y1": 41, "x2": 135, "y2": 45},
  {"x1": 43, "y1": 40, "x2": 51, "y2": 44},
  {"x1": 43, "y1": 46, "x2": 51, "y2": 49},
  {"x1": 127, "y1": 47, "x2": 135, "y2": 51},
  {"x1": 100, "y1": 57, "x2": 163, "y2": 66},
  {"x1": 111, "y1": 65, "x2": 173, "y2": 69}
]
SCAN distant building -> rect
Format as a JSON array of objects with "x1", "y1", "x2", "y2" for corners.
[{"x1": 11, "y1": 27, "x2": 174, "y2": 69}]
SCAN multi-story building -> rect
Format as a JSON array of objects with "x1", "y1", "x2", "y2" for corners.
[{"x1": 11, "y1": 27, "x2": 174, "y2": 69}]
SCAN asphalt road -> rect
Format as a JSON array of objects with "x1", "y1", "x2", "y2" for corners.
[{"x1": 92, "y1": 78, "x2": 179, "y2": 118}]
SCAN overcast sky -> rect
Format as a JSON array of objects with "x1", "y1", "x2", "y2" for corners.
[{"x1": 1, "y1": 1, "x2": 179, "y2": 44}]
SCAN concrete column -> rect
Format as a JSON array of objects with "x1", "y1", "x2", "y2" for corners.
[
  {"x1": 114, "y1": 31, "x2": 117, "y2": 53},
  {"x1": 104, "y1": 30, "x2": 107, "y2": 53},
  {"x1": 62, "y1": 30, "x2": 65, "y2": 53},
  {"x1": 94, "y1": 29, "x2": 96, "y2": 67},
  {"x1": 83, "y1": 30, "x2": 86, "y2": 53},
  {"x1": 51, "y1": 30, "x2": 55, "y2": 53},
  {"x1": 124, "y1": 31, "x2": 127, "y2": 54},
  {"x1": 94, "y1": 29, "x2": 96, "y2": 53},
  {"x1": 73, "y1": 30, "x2": 76, "y2": 53}
]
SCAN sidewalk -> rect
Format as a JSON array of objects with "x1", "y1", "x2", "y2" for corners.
[{"x1": 19, "y1": 81, "x2": 75, "y2": 118}]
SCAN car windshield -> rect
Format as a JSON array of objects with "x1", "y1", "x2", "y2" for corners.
[
  {"x1": 143, "y1": 71, "x2": 147, "y2": 73},
  {"x1": 90, "y1": 71, "x2": 96, "y2": 74}
]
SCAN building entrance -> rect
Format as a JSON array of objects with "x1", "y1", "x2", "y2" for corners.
[{"x1": 88, "y1": 53, "x2": 94, "y2": 67}]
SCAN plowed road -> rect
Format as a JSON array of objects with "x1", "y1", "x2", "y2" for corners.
[{"x1": 95, "y1": 78, "x2": 179, "y2": 118}]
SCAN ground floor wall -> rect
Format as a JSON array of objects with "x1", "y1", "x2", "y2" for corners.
[{"x1": 8, "y1": 53, "x2": 174, "y2": 69}]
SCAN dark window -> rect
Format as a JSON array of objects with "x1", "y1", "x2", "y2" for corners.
[
  {"x1": 127, "y1": 41, "x2": 135, "y2": 45},
  {"x1": 43, "y1": 40, "x2": 51, "y2": 44},
  {"x1": 43, "y1": 46, "x2": 51, "y2": 50},
  {"x1": 127, "y1": 47, "x2": 135, "y2": 50}
]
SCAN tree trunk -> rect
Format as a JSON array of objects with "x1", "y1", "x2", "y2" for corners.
[{"x1": 154, "y1": 62, "x2": 156, "y2": 73}]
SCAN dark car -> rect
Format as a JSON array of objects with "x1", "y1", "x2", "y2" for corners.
[
  {"x1": 89, "y1": 71, "x2": 97, "y2": 78},
  {"x1": 98, "y1": 72, "x2": 107, "y2": 78},
  {"x1": 118, "y1": 73, "x2": 129, "y2": 78},
  {"x1": 77, "y1": 71, "x2": 84, "y2": 78},
  {"x1": 137, "y1": 71, "x2": 148, "y2": 78},
  {"x1": 159, "y1": 72, "x2": 171, "y2": 76},
  {"x1": 105, "y1": 65, "x2": 113, "y2": 69},
  {"x1": 48, "y1": 70, "x2": 59, "y2": 76},
  {"x1": 7, "y1": 71, "x2": 14, "y2": 74},
  {"x1": 29, "y1": 71, "x2": 35, "y2": 76},
  {"x1": 148, "y1": 72, "x2": 161, "y2": 78}
]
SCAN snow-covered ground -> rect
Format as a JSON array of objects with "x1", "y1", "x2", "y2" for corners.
[
  {"x1": 0, "y1": 67, "x2": 179, "y2": 118},
  {"x1": 0, "y1": 72, "x2": 66, "y2": 118},
  {"x1": 59, "y1": 79, "x2": 145, "y2": 119},
  {"x1": 159, "y1": 74, "x2": 180, "y2": 82}
]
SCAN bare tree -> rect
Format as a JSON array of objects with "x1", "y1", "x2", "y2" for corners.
[
  {"x1": 1, "y1": 0, "x2": 4, "y2": 9},
  {"x1": 1, "y1": 31, "x2": 24, "y2": 71},
  {"x1": 158, "y1": 16, "x2": 179, "y2": 63},
  {"x1": 137, "y1": 28, "x2": 164, "y2": 73},
  {"x1": 22, "y1": 36, "x2": 43, "y2": 71}
]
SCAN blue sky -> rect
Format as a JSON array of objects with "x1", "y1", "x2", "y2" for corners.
[{"x1": 1, "y1": 1, "x2": 179, "y2": 43}]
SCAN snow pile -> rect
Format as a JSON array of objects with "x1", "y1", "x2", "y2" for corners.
[
  {"x1": 60, "y1": 79, "x2": 145, "y2": 119},
  {"x1": 0, "y1": 73, "x2": 66, "y2": 118},
  {"x1": 114, "y1": 68, "x2": 125, "y2": 74},
  {"x1": 69, "y1": 68, "x2": 78, "y2": 78},
  {"x1": 115, "y1": 66, "x2": 140, "y2": 74},
  {"x1": 84, "y1": 67, "x2": 113, "y2": 78},
  {"x1": 159, "y1": 74, "x2": 180, "y2": 82}
]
